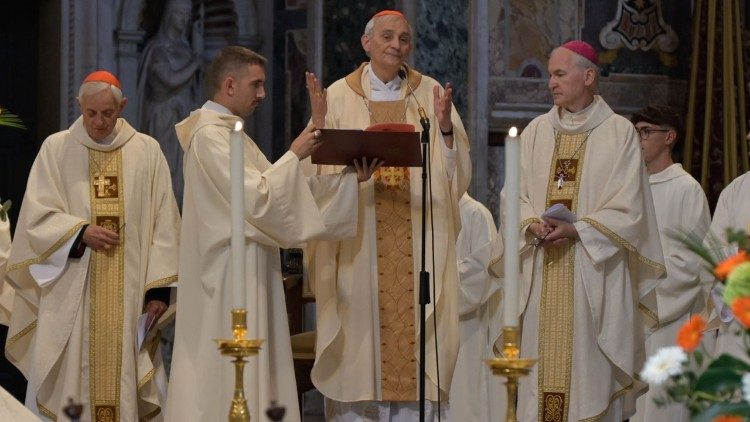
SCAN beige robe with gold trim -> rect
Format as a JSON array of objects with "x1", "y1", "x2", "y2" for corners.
[
  {"x1": 165, "y1": 108, "x2": 359, "y2": 421},
  {"x1": 4, "y1": 117, "x2": 180, "y2": 421},
  {"x1": 510, "y1": 97, "x2": 665, "y2": 422},
  {"x1": 305, "y1": 63, "x2": 471, "y2": 402}
]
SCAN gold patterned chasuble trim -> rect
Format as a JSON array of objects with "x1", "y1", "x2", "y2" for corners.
[
  {"x1": 538, "y1": 131, "x2": 588, "y2": 422},
  {"x1": 88, "y1": 148, "x2": 125, "y2": 422},
  {"x1": 370, "y1": 99, "x2": 417, "y2": 401}
]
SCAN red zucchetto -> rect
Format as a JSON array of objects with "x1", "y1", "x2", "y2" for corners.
[
  {"x1": 82, "y1": 70, "x2": 122, "y2": 89},
  {"x1": 561, "y1": 40, "x2": 599, "y2": 66},
  {"x1": 373, "y1": 10, "x2": 407, "y2": 20}
]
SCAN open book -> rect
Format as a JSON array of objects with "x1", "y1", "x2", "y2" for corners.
[{"x1": 311, "y1": 123, "x2": 421, "y2": 167}]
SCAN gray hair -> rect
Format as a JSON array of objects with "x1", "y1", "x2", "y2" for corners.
[
  {"x1": 550, "y1": 46, "x2": 599, "y2": 89},
  {"x1": 78, "y1": 81, "x2": 124, "y2": 103},
  {"x1": 363, "y1": 15, "x2": 413, "y2": 37},
  {"x1": 551, "y1": 46, "x2": 599, "y2": 77}
]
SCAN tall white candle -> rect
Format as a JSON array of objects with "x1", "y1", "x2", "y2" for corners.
[
  {"x1": 230, "y1": 121, "x2": 246, "y2": 310},
  {"x1": 503, "y1": 126, "x2": 520, "y2": 327}
]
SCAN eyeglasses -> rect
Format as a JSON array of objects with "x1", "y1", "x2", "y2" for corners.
[{"x1": 637, "y1": 127, "x2": 670, "y2": 139}]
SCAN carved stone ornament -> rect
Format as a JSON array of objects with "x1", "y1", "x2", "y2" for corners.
[{"x1": 599, "y1": 0, "x2": 678, "y2": 53}]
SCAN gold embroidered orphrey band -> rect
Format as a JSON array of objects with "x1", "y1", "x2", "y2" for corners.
[
  {"x1": 369, "y1": 98, "x2": 418, "y2": 401},
  {"x1": 538, "y1": 131, "x2": 588, "y2": 422},
  {"x1": 88, "y1": 148, "x2": 125, "y2": 422}
]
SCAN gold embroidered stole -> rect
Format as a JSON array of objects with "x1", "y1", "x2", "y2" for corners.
[
  {"x1": 368, "y1": 99, "x2": 417, "y2": 401},
  {"x1": 88, "y1": 148, "x2": 125, "y2": 422},
  {"x1": 538, "y1": 132, "x2": 588, "y2": 422}
]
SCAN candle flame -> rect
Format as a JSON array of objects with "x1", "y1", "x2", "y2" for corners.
[
  {"x1": 234, "y1": 121, "x2": 243, "y2": 131},
  {"x1": 509, "y1": 126, "x2": 518, "y2": 137}
]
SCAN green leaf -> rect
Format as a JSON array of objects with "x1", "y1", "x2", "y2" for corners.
[
  {"x1": 693, "y1": 367, "x2": 742, "y2": 394},
  {"x1": 692, "y1": 402, "x2": 750, "y2": 422},
  {"x1": 695, "y1": 349, "x2": 704, "y2": 368},
  {"x1": 692, "y1": 354, "x2": 750, "y2": 396},
  {"x1": 727, "y1": 228, "x2": 749, "y2": 251},
  {"x1": 667, "y1": 228, "x2": 721, "y2": 268},
  {"x1": 707, "y1": 354, "x2": 750, "y2": 372},
  {"x1": 0, "y1": 111, "x2": 25, "y2": 130}
]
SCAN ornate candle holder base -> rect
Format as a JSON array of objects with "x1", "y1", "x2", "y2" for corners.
[
  {"x1": 215, "y1": 309, "x2": 264, "y2": 422},
  {"x1": 486, "y1": 326, "x2": 536, "y2": 422}
]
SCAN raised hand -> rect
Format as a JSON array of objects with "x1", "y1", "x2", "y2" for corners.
[
  {"x1": 353, "y1": 157, "x2": 384, "y2": 183},
  {"x1": 306, "y1": 72, "x2": 327, "y2": 129},
  {"x1": 433, "y1": 82, "x2": 454, "y2": 135},
  {"x1": 290, "y1": 125, "x2": 323, "y2": 160}
]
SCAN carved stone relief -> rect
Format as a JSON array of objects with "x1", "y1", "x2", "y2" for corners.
[{"x1": 138, "y1": 0, "x2": 204, "y2": 206}]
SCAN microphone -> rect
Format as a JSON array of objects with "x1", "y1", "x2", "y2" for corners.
[{"x1": 399, "y1": 67, "x2": 430, "y2": 134}]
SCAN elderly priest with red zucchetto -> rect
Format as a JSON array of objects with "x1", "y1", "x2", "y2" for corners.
[{"x1": 4, "y1": 70, "x2": 180, "y2": 421}]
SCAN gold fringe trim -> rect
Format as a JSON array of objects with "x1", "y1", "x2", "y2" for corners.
[
  {"x1": 489, "y1": 254, "x2": 502, "y2": 267},
  {"x1": 489, "y1": 217, "x2": 542, "y2": 267},
  {"x1": 7, "y1": 221, "x2": 88, "y2": 272},
  {"x1": 144, "y1": 275, "x2": 177, "y2": 291},
  {"x1": 7, "y1": 320, "x2": 37, "y2": 346},
  {"x1": 639, "y1": 302, "x2": 660, "y2": 328},
  {"x1": 579, "y1": 382, "x2": 633, "y2": 422},
  {"x1": 137, "y1": 368, "x2": 156, "y2": 390},
  {"x1": 38, "y1": 400, "x2": 57, "y2": 421},
  {"x1": 580, "y1": 217, "x2": 666, "y2": 274},
  {"x1": 520, "y1": 217, "x2": 541, "y2": 231}
]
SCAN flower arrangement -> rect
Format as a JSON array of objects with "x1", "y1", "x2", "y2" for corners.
[{"x1": 641, "y1": 228, "x2": 750, "y2": 421}]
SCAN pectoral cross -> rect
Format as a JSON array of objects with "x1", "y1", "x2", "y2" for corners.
[{"x1": 93, "y1": 174, "x2": 110, "y2": 197}]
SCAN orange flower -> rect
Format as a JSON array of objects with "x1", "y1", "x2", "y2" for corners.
[
  {"x1": 712, "y1": 415, "x2": 745, "y2": 422},
  {"x1": 676, "y1": 315, "x2": 706, "y2": 352},
  {"x1": 715, "y1": 251, "x2": 750, "y2": 280},
  {"x1": 732, "y1": 297, "x2": 750, "y2": 328}
]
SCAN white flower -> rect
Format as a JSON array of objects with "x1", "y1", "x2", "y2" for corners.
[
  {"x1": 640, "y1": 346, "x2": 688, "y2": 386},
  {"x1": 742, "y1": 373, "x2": 750, "y2": 403}
]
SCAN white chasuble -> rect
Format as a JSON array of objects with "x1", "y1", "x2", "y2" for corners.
[
  {"x1": 166, "y1": 107, "x2": 358, "y2": 422},
  {"x1": 708, "y1": 171, "x2": 750, "y2": 362},
  {"x1": 305, "y1": 63, "x2": 471, "y2": 405},
  {"x1": 448, "y1": 193, "x2": 505, "y2": 421},
  {"x1": 511, "y1": 96, "x2": 665, "y2": 422},
  {"x1": 632, "y1": 164, "x2": 710, "y2": 422},
  {"x1": 5, "y1": 117, "x2": 180, "y2": 421}
]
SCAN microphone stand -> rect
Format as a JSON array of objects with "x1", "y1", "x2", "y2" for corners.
[
  {"x1": 417, "y1": 108, "x2": 430, "y2": 422},
  {"x1": 400, "y1": 67, "x2": 434, "y2": 422}
]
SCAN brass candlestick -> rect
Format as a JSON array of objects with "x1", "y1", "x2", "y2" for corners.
[
  {"x1": 486, "y1": 326, "x2": 536, "y2": 422},
  {"x1": 216, "y1": 309, "x2": 263, "y2": 422}
]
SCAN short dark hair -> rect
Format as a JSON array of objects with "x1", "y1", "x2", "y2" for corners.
[
  {"x1": 204, "y1": 46, "x2": 267, "y2": 98},
  {"x1": 631, "y1": 104, "x2": 683, "y2": 137},
  {"x1": 631, "y1": 104, "x2": 685, "y2": 160}
]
